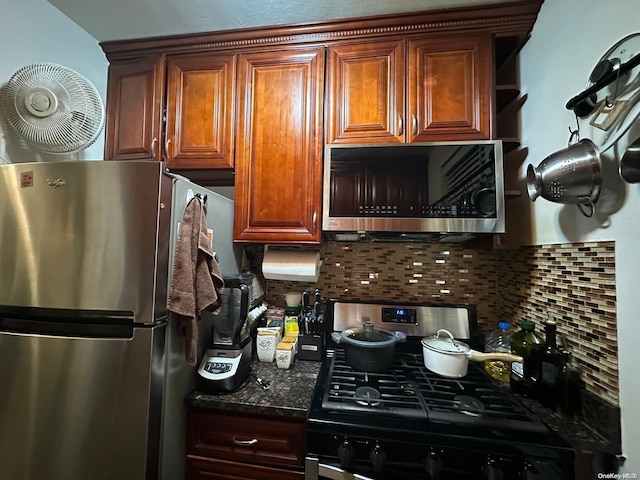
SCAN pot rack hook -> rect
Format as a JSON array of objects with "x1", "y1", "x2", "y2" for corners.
[{"x1": 568, "y1": 114, "x2": 581, "y2": 146}]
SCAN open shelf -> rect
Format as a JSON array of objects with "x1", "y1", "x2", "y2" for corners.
[{"x1": 492, "y1": 34, "x2": 532, "y2": 248}]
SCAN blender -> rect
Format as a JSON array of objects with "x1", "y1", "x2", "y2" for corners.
[{"x1": 197, "y1": 272, "x2": 265, "y2": 392}]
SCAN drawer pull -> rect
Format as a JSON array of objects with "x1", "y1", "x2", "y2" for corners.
[{"x1": 233, "y1": 437, "x2": 258, "y2": 446}]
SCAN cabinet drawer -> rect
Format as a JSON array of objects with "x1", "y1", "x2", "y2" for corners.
[
  {"x1": 188, "y1": 410, "x2": 305, "y2": 469},
  {"x1": 187, "y1": 455, "x2": 304, "y2": 480}
]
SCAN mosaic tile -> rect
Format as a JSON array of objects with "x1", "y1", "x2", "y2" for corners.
[{"x1": 260, "y1": 240, "x2": 618, "y2": 406}]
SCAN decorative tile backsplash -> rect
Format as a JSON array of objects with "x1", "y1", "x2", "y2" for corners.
[
  {"x1": 497, "y1": 242, "x2": 618, "y2": 406},
  {"x1": 260, "y1": 240, "x2": 618, "y2": 405}
]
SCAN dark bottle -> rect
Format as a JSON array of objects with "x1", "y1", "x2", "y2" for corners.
[
  {"x1": 509, "y1": 321, "x2": 543, "y2": 397},
  {"x1": 540, "y1": 319, "x2": 562, "y2": 409},
  {"x1": 557, "y1": 350, "x2": 584, "y2": 421}
]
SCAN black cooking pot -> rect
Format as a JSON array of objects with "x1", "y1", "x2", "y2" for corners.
[{"x1": 331, "y1": 322, "x2": 406, "y2": 371}]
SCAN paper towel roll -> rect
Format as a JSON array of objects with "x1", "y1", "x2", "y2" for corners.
[{"x1": 262, "y1": 249, "x2": 321, "y2": 282}]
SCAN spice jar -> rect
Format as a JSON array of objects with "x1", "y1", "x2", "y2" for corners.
[{"x1": 276, "y1": 342, "x2": 295, "y2": 369}]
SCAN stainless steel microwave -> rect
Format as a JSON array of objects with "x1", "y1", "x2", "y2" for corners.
[{"x1": 322, "y1": 140, "x2": 505, "y2": 240}]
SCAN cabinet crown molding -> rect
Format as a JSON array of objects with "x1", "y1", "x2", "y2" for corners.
[{"x1": 101, "y1": 0, "x2": 542, "y2": 59}]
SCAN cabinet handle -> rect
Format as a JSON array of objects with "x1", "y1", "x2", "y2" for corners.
[
  {"x1": 397, "y1": 115, "x2": 404, "y2": 136},
  {"x1": 233, "y1": 437, "x2": 258, "y2": 446},
  {"x1": 150, "y1": 138, "x2": 157, "y2": 159},
  {"x1": 164, "y1": 138, "x2": 171, "y2": 159},
  {"x1": 411, "y1": 114, "x2": 418, "y2": 137},
  {"x1": 312, "y1": 211, "x2": 317, "y2": 234}
]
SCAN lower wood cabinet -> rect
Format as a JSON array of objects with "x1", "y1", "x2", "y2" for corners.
[
  {"x1": 187, "y1": 409, "x2": 305, "y2": 480},
  {"x1": 186, "y1": 456, "x2": 303, "y2": 480}
]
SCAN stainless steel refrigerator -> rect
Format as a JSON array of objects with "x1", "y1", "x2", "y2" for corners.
[{"x1": 0, "y1": 160, "x2": 240, "y2": 480}]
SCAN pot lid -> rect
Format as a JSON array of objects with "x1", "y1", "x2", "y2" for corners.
[
  {"x1": 341, "y1": 321, "x2": 398, "y2": 347},
  {"x1": 421, "y1": 329, "x2": 470, "y2": 354}
]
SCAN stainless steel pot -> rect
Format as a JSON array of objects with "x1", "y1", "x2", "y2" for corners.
[
  {"x1": 526, "y1": 138, "x2": 602, "y2": 217},
  {"x1": 331, "y1": 322, "x2": 406, "y2": 372},
  {"x1": 421, "y1": 329, "x2": 522, "y2": 378},
  {"x1": 620, "y1": 136, "x2": 640, "y2": 183}
]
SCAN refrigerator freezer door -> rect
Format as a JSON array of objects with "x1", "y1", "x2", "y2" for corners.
[
  {"x1": 169, "y1": 175, "x2": 240, "y2": 277},
  {"x1": 0, "y1": 161, "x2": 172, "y2": 324},
  {"x1": 0, "y1": 321, "x2": 166, "y2": 480}
]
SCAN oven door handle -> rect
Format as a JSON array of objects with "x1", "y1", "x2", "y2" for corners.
[{"x1": 305, "y1": 457, "x2": 374, "y2": 480}]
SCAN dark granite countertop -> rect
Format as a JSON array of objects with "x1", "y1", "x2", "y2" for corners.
[
  {"x1": 186, "y1": 358, "x2": 620, "y2": 462},
  {"x1": 185, "y1": 359, "x2": 321, "y2": 420},
  {"x1": 517, "y1": 392, "x2": 622, "y2": 456}
]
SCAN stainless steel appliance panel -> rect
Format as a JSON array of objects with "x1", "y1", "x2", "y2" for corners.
[
  {"x1": 0, "y1": 320, "x2": 165, "y2": 480},
  {"x1": 330, "y1": 301, "x2": 473, "y2": 339},
  {"x1": 323, "y1": 140, "x2": 505, "y2": 235},
  {"x1": 0, "y1": 161, "x2": 170, "y2": 324}
]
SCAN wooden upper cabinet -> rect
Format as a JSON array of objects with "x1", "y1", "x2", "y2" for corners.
[
  {"x1": 408, "y1": 34, "x2": 492, "y2": 142},
  {"x1": 233, "y1": 47, "x2": 325, "y2": 244},
  {"x1": 326, "y1": 41, "x2": 405, "y2": 143},
  {"x1": 104, "y1": 52, "x2": 236, "y2": 174},
  {"x1": 165, "y1": 53, "x2": 236, "y2": 170},
  {"x1": 326, "y1": 34, "x2": 492, "y2": 144},
  {"x1": 104, "y1": 55, "x2": 165, "y2": 161}
]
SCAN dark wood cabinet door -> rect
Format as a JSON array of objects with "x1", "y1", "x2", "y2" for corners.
[
  {"x1": 104, "y1": 55, "x2": 165, "y2": 161},
  {"x1": 186, "y1": 456, "x2": 304, "y2": 480},
  {"x1": 188, "y1": 410, "x2": 305, "y2": 468},
  {"x1": 408, "y1": 34, "x2": 492, "y2": 142},
  {"x1": 234, "y1": 47, "x2": 324, "y2": 243},
  {"x1": 326, "y1": 41, "x2": 405, "y2": 144},
  {"x1": 165, "y1": 53, "x2": 236, "y2": 170}
]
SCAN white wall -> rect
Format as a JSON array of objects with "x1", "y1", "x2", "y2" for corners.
[
  {"x1": 519, "y1": 0, "x2": 639, "y2": 472},
  {"x1": 1, "y1": 0, "x2": 107, "y2": 164}
]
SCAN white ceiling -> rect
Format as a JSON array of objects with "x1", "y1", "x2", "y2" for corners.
[{"x1": 47, "y1": 0, "x2": 519, "y2": 42}]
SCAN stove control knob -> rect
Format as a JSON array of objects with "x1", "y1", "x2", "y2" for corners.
[
  {"x1": 481, "y1": 456, "x2": 504, "y2": 480},
  {"x1": 369, "y1": 441, "x2": 386, "y2": 472},
  {"x1": 337, "y1": 438, "x2": 354, "y2": 469},
  {"x1": 424, "y1": 449, "x2": 443, "y2": 479},
  {"x1": 520, "y1": 461, "x2": 541, "y2": 480}
]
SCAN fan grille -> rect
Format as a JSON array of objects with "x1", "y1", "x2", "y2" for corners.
[{"x1": 2, "y1": 63, "x2": 105, "y2": 154}]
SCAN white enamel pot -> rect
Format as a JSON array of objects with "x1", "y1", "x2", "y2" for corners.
[{"x1": 421, "y1": 329, "x2": 523, "y2": 378}]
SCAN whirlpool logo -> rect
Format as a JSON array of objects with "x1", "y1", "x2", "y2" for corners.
[{"x1": 47, "y1": 178, "x2": 65, "y2": 188}]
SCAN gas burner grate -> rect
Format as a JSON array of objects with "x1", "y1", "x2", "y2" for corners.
[
  {"x1": 322, "y1": 353, "x2": 428, "y2": 418},
  {"x1": 321, "y1": 350, "x2": 548, "y2": 432}
]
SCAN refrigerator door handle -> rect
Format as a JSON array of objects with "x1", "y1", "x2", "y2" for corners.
[{"x1": 0, "y1": 315, "x2": 136, "y2": 339}]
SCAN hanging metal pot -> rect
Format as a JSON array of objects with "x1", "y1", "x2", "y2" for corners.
[
  {"x1": 620, "y1": 136, "x2": 640, "y2": 183},
  {"x1": 526, "y1": 138, "x2": 602, "y2": 217}
]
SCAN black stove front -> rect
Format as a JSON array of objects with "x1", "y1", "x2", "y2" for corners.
[{"x1": 305, "y1": 300, "x2": 575, "y2": 480}]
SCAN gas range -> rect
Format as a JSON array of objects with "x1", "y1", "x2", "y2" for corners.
[{"x1": 305, "y1": 300, "x2": 574, "y2": 480}]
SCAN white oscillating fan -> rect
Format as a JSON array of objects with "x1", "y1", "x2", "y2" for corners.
[{"x1": 2, "y1": 63, "x2": 105, "y2": 154}]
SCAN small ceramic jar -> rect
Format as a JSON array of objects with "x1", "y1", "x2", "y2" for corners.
[
  {"x1": 276, "y1": 342, "x2": 295, "y2": 369},
  {"x1": 281, "y1": 334, "x2": 299, "y2": 356},
  {"x1": 257, "y1": 327, "x2": 280, "y2": 363}
]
